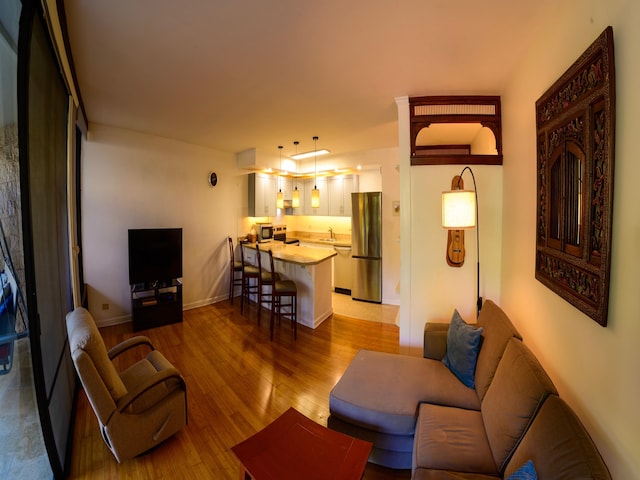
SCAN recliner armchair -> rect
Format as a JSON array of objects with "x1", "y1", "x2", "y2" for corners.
[{"x1": 66, "y1": 307, "x2": 187, "y2": 462}]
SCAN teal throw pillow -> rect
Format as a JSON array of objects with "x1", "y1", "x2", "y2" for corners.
[
  {"x1": 507, "y1": 460, "x2": 537, "y2": 480},
  {"x1": 442, "y1": 309, "x2": 483, "y2": 388}
]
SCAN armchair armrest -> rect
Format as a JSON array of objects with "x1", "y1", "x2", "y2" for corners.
[
  {"x1": 116, "y1": 367, "x2": 185, "y2": 413},
  {"x1": 108, "y1": 335, "x2": 154, "y2": 360},
  {"x1": 423, "y1": 322, "x2": 449, "y2": 360}
]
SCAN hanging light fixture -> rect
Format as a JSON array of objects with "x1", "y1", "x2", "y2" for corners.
[
  {"x1": 311, "y1": 136, "x2": 320, "y2": 208},
  {"x1": 276, "y1": 145, "x2": 284, "y2": 209},
  {"x1": 292, "y1": 141, "x2": 301, "y2": 208}
]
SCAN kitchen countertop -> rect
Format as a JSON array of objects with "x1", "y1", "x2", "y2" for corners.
[
  {"x1": 244, "y1": 241, "x2": 337, "y2": 266},
  {"x1": 290, "y1": 237, "x2": 351, "y2": 248},
  {"x1": 284, "y1": 232, "x2": 351, "y2": 248}
]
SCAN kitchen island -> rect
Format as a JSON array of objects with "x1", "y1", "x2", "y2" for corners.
[{"x1": 242, "y1": 242, "x2": 337, "y2": 328}]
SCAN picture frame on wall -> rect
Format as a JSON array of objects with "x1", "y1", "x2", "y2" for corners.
[{"x1": 534, "y1": 27, "x2": 616, "y2": 327}]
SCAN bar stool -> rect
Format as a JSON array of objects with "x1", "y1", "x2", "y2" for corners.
[
  {"x1": 228, "y1": 236, "x2": 243, "y2": 304},
  {"x1": 239, "y1": 241, "x2": 259, "y2": 315},
  {"x1": 267, "y1": 249, "x2": 298, "y2": 341},
  {"x1": 255, "y1": 244, "x2": 280, "y2": 325}
]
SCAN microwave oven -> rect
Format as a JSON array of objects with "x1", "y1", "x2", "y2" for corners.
[{"x1": 256, "y1": 223, "x2": 273, "y2": 242}]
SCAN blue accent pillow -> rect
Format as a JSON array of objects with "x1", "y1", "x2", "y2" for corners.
[
  {"x1": 507, "y1": 460, "x2": 538, "y2": 480},
  {"x1": 442, "y1": 309, "x2": 483, "y2": 388}
]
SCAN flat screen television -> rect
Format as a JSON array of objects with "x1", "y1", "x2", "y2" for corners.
[{"x1": 128, "y1": 228, "x2": 182, "y2": 285}]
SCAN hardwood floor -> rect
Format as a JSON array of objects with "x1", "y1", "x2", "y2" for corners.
[{"x1": 68, "y1": 299, "x2": 411, "y2": 479}]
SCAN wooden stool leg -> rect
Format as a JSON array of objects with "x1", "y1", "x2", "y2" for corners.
[
  {"x1": 293, "y1": 294, "x2": 297, "y2": 339},
  {"x1": 270, "y1": 294, "x2": 277, "y2": 341}
]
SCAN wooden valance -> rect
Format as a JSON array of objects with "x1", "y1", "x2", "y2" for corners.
[{"x1": 409, "y1": 96, "x2": 503, "y2": 166}]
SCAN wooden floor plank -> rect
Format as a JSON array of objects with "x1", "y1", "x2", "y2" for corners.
[{"x1": 68, "y1": 300, "x2": 411, "y2": 479}]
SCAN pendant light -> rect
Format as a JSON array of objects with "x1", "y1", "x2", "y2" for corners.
[
  {"x1": 311, "y1": 136, "x2": 320, "y2": 208},
  {"x1": 292, "y1": 141, "x2": 301, "y2": 208},
  {"x1": 276, "y1": 145, "x2": 284, "y2": 209}
]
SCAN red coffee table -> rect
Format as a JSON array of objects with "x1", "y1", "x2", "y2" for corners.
[{"x1": 231, "y1": 407, "x2": 372, "y2": 480}]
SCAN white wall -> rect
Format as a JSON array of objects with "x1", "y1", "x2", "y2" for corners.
[
  {"x1": 399, "y1": 96, "x2": 504, "y2": 352},
  {"x1": 405, "y1": 164, "x2": 503, "y2": 346},
  {"x1": 81, "y1": 124, "x2": 246, "y2": 325},
  {"x1": 500, "y1": 1, "x2": 640, "y2": 477}
]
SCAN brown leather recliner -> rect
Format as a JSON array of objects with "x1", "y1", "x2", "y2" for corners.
[{"x1": 66, "y1": 307, "x2": 187, "y2": 462}]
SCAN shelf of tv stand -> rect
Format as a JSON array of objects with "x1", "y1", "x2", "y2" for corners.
[{"x1": 131, "y1": 279, "x2": 182, "y2": 331}]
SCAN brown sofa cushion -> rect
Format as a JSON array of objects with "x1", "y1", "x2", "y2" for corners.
[
  {"x1": 481, "y1": 337, "x2": 558, "y2": 473},
  {"x1": 504, "y1": 395, "x2": 611, "y2": 479},
  {"x1": 413, "y1": 403, "x2": 497, "y2": 475},
  {"x1": 330, "y1": 350, "x2": 480, "y2": 436},
  {"x1": 414, "y1": 470, "x2": 497, "y2": 480},
  {"x1": 66, "y1": 307, "x2": 127, "y2": 400},
  {"x1": 474, "y1": 300, "x2": 522, "y2": 402}
]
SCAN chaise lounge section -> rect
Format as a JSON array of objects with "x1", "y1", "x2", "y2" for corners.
[
  {"x1": 328, "y1": 300, "x2": 611, "y2": 479},
  {"x1": 329, "y1": 300, "x2": 519, "y2": 468}
]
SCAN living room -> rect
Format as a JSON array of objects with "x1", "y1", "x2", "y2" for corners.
[{"x1": 3, "y1": 0, "x2": 640, "y2": 478}]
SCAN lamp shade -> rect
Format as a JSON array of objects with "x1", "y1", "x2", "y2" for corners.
[
  {"x1": 442, "y1": 190, "x2": 476, "y2": 229},
  {"x1": 276, "y1": 190, "x2": 284, "y2": 209},
  {"x1": 292, "y1": 188, "x2": 300, "y2": 208},
  {"x1": 311, "y1": 186, "x2": 320, "y2": 208}
]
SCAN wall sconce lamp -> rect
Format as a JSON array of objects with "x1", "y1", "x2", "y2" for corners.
[
  {"x1": 311, "y1": 136, "x2": 320, "y2": 208},
  {"x1": 442, "y1": 166, "x2": 482, "y2": 316}
]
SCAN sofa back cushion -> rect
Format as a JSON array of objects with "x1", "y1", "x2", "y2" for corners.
[
  {"x1": 504, "y1": 395, "x2": 611, "y2": 479},
  {"x1": 474, "y1": 300, "x2": 522, "y2": 402},
  {"x1": 66, "y1": 307, "x2": 127, "y2": 401},
  {"x1": 481, "y1": 338, "x2": 558, "y2": 473}
]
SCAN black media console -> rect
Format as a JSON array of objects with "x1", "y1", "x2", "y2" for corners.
[
  {"x1": 128, "y1": 228, "x2": 183, "y2": 330},
  {"x1": 131, "y1": 279, "x2": 182, "y2": 331}
]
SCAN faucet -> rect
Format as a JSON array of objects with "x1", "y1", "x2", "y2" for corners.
[{"x1": 328, "y1": 227, "x2": 335, "y2": 239}]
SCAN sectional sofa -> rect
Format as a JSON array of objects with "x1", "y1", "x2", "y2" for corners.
[{"x1": 328, "y1": 300, "x2": 611, "y2": 479}]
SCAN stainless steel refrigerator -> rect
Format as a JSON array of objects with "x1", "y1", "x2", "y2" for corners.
[{"x1": 351, "y1": 192, "x2": 382, "y2": 303}]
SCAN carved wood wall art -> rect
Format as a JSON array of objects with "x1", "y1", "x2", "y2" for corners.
[
  {"x1": 535, "y1": 27, "x2": 615, "y2": 326},
  {"x1": 409, "y1": 96, "x2": 502, "y2": 165}
]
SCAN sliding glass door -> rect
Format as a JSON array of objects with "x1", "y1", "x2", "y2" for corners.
[
  {"x1": 0, "y1": 1, "x2": 51, "y2": 477},
  {"x1": 17, "y1": 1, "x2": 77, "y2": 477}
]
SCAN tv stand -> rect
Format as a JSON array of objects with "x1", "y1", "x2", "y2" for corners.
[{"x1": 131, "y1": 279, "x2": 182, "y2": 331}]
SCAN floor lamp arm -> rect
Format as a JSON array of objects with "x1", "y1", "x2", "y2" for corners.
[{"x1": 460, "y1": 166, "x2": 483, "y2": 317}]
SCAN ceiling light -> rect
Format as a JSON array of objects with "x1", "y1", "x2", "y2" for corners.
[
  {"x1": 292, "y1": 141, "x2": 300, "y2": 208},
  {"x1": 276, "y1": 145, "x2": 284, "y2": 209},
  {"x1": 311, "y1": 136, "x2": 320, "y2": 208},
  {"x1": 291, "y1": 149, "x2": 330, "y2": 160}
]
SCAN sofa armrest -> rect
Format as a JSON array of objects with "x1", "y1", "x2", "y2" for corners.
[{"x1": 423, "y1": 323, "x2": 449, "y2": 360}]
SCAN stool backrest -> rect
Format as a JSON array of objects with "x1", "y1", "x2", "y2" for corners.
[
  {"x1": 268, "y1": 249, "x2": 276, "y2": 275},
  {"x1": 227, "y1": 236, "x2": 235, "y2": 264},
  {"x1": 256, "y1": 243, "x2": 263, "y2": 274},
  {"x1": 239, "y1": 240, "x2": 247, "y2": 265}
]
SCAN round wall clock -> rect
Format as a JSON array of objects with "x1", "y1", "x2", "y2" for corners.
[{"x1": 209, "y1": 172, "x2": 218, "y2": 186}]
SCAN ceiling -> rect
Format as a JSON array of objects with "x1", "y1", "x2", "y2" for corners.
[{"x1": 62, "y1": 0, "x2": 558, "y2": 160}]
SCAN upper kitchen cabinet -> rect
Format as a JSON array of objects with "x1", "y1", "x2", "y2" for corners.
[
  {"x1": 328, "y1": 175, "x2": 359, "y2": 216},
  {"x1": 303, "y1": 177, "x2": 329, "y2": 215},
  {"x1": 248, "y1": 173, "x2": 277, "y2": 216}
]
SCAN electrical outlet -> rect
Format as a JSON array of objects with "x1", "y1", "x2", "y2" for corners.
[{"x1": 102, "y1": 303, "x2": 109, "y2": 310}]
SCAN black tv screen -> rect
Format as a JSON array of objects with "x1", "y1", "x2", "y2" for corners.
[{"x1": 128, "y1": 228, "x2": 182, "y2": 285}]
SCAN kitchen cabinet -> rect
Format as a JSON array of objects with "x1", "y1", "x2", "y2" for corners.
[
  {"x1": 333, "y1": 245, "x2": 353, "y2": 294},
  {"x1": 303, "y1": 177, "x2": 329, "y2": 216},
  {"x1": 328, "y1": 174, "x2": 359, "y2": 216},
  {"x1": 249, "y1": 173, "x2": 277, "y2": 216}
]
